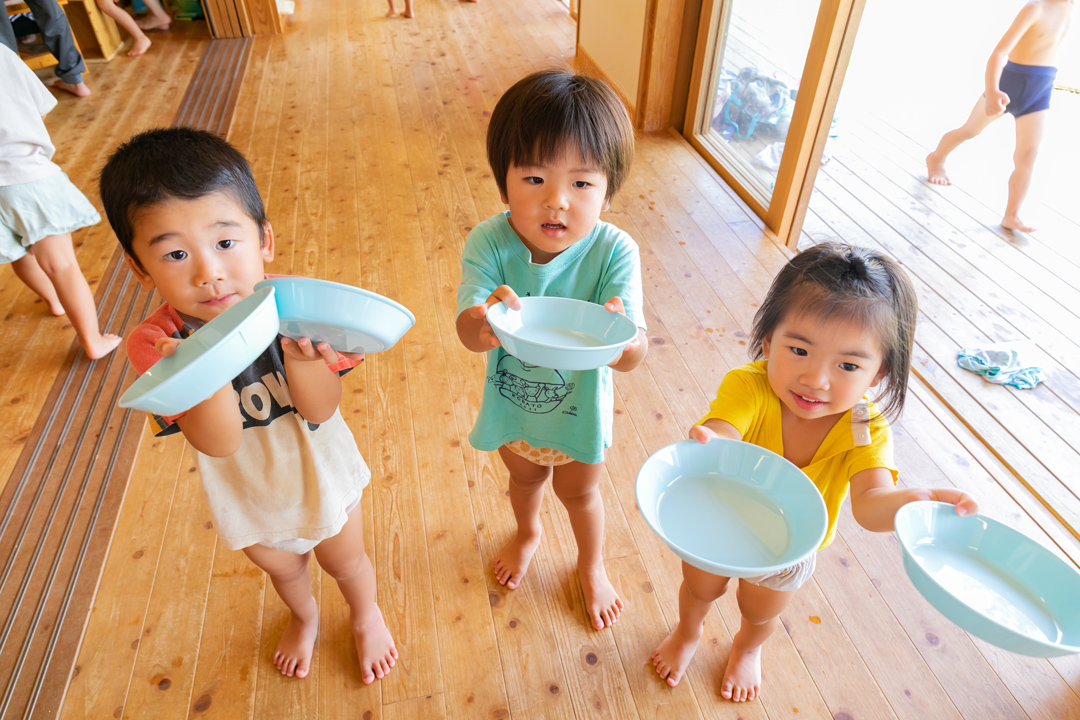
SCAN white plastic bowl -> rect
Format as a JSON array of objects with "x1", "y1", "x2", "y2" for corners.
[
  {"x1": 486, "y1": 296, "x2": 637, "y2": 371},
  {"x1": 120, "y1": 287, "x2": 280, "y2": 415}
]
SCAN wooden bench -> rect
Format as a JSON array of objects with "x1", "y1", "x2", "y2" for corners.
[{"x1": 6, "y1": 0, "x2": 123, "y2": 68}]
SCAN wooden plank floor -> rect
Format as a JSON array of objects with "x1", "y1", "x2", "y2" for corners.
[{"x1": 0, "y1": 0, "x2": 1070, "y2": 718}]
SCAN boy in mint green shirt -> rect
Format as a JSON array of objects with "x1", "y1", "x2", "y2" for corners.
[{"x1": 456, "y1": 69, "x2": 647, "y2": 631}]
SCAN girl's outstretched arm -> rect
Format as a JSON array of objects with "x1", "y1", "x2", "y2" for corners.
[
  {"x1": 688, "y1": 418, "x2": 741, "y2": 444},
  {"x1": 849, "y1": 467, "x2": 979, "y2": 532}
]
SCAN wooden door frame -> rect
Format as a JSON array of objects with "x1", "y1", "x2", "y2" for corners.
[{"x1": 682, "y1": 0, "x2": 866, "y2": 247}]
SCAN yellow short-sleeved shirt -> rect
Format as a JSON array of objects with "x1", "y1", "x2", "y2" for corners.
[{"x1": 699, "y1": 360, "x2": 898, "y2": 549}]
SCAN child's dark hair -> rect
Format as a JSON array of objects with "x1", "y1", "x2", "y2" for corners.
[
  {"x1": 750, "y1": 242, "x2": 918, "y2": 419},
  {"x1": 99, "y1": 127, "x2": 267, "y2": 269},
  {"x1": 486, "y1": 68, "x2": 634, "y2": 202}
]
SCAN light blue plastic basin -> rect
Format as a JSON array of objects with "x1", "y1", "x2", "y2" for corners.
[
  {"x1": 485, "y1": 296, "x2": 637, "y2": 371},
  {"x1": 119, "y1": 287, "x2": 280, "y2": 416},
  {"x1": 635, "y1": 439, "x2": 828, "y2": 578},
  {"x1": 895, "y1": 501, "x2": 1080, "y2": 657},
  {"x1": 255, "y1": 277, "x2": 415, "y2": 354}
]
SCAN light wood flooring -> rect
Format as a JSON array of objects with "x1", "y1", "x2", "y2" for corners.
[{"x1": 1, "y1": 0, "x2": 1078, "y2": 718}]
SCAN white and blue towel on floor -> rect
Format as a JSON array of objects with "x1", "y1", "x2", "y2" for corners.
[{"x1": 957, "y1": 343, "x2": 1045, "y2": 390}]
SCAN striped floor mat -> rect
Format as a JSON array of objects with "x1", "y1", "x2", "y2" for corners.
[{"x1": 0, "y1": 37, "x2": 251, "y2": 719}]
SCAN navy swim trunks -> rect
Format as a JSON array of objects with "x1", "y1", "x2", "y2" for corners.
[{"x1": 999, "y1": 61, "x2": 1057, "y2": 117}]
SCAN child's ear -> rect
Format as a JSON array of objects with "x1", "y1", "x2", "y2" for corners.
[
  {"x1": 869, "y1": 365, "x2": 888, "y2": 389},
  {"x1": 124, "y1": 254, "x2": 156, "y2": 290},
  {"x1": 761, "y1": 332, "x2": 773, "y2": 358},
  {"x1": 260, "y1": 222, "x2": 275, "y2": 262},
  {"x1": 499, "y1": 188, "x2": 509, "y2": 205}
]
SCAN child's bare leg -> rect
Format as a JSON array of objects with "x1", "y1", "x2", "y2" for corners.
[
  {"x1": 313, "y1": 504, "x2": 397, "y2": 684},
  {"x1": 31, "y1": 234, "x2": 121, "y2": 359},
  {"x1": 552, "y1": 459, "x2": 622, "y2": 629},
  {"x1": 1002, "y1": 110, "x2": 1047, "y2": 233},
  {"x1": 402, "y1": 0, "x2": 413, "y2": 17},
  {"x1": 721, "y1": 580, "x2": 795, "y2": 702},
  {"x1": 242, "y1": 545, "x2": 319, "y2": 678},
  {"x1": 651, "y1": 561, "x2": 731, "y2": 687},
  {"x1": 93, "y1": 0, "x2": 152, "y2": 55},
  {"x1": 12, "y1": 253, "x2": 64, "y2": 315},
  {"x1": 927, "y1": 95, "x2": 1001, "y2": 185},
  {"x1": 494, "y1": 446, "x2": 551, "y2": 589},
  {"x1": 385, "y1": 0, "x2": 396, "y2": 16}
]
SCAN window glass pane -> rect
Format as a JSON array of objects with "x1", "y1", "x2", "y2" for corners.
[{"x1": 702, "y1": 1, "x2": 821, "y2": 204}]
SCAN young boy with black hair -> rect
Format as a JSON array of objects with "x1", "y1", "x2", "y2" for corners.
[
  {"x1": 100, "y1": 128, "x2": 396, "y2": 684},
  {"x1": 456, "y1": 68, "x2": 647, "y2": 630}
]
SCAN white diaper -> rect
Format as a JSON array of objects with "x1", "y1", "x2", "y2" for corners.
[{"x1": 742, "y1": 552, "x2": 816, "y2": 592}]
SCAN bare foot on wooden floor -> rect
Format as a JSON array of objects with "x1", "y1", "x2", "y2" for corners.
[
  {"x1": 720, "y1": 638, "x2": 763, "y2": 702},
  {"x1": 493, "y1": 530, "x2": 541, "y2": 590},
  {"x1": 1002, "y1": 215, "x2": 1035, "y2": 233},
  {"x1": 83, "y1": 333, "x2": 122, "y2": 360},
  {"x1": 926, "y1": 152, "x2": 950, "y2": 185},
  {"x1": 273, "y1": 602, "x2": 319, "y2": 678},
  {"x1": 352, "y1": 604, "x2": 397, "y2": 684},
  {"x1": 53, "y1": 79, "x2": 91, "y2": 97},
  {"x1": 580, "y1": 565, "x2": 622, "y2": 629},
  {"x1": 651, "y1": 623, "x2": 702, "y2": 687},
  {"x1": 127, "y1": 35, "x2": 152, "y2": 56}
]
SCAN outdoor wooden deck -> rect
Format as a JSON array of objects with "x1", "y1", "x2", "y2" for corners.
[
  {"x1": 0, "y1": 0, "x2": 1077, "y2": 718},
  {"x1": 727, "y1": 10, "x2": 1080, "y2": 566},
  {"x1": 806, "y1": 111, "x2": 1080, "y2": 559}
]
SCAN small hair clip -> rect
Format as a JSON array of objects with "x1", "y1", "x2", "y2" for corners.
[{"x1": 851, "y1": 399, "x2": 871, "y2": 446}]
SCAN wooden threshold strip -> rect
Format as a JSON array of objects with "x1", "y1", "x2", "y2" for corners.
[{"x1": 0, "y1": 37, "x2": 252, "y2": 720}]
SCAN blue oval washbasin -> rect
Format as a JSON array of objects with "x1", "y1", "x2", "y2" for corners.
[
  {"x1": 255, "y1": 276, "x2": 415, "y2": 354},
  {"x1": 635, "y1": 439, "x2": 827, "y2": 578},
  {"x1": 895, "y1": 501, "x2": 1080, "y2": 657},
  {"x1": 486, "y1": 296, "x2": 637, "y2": 371},
  {"x1": 119, "y1": 286, "x2": 280, "y2": 416}
]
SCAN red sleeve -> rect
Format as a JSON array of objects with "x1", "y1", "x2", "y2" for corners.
[
  {"x1": 126, "y1": 318, "x2": 169, "y2": 375},
  {"x1": 327, "y1": 352, "x2": 363, "y2": 374},
  {"x1": 125, "y1": 304, "x2": 189, "y2": 428}
]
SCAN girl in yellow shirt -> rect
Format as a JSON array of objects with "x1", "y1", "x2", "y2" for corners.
[{"x1": 651, "y1": 242, "x2": 979, "y2": 701}]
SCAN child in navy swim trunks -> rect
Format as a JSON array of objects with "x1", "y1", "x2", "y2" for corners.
[{"x1": 926, "y1": 0, "x2": 1073, "y2": 233}]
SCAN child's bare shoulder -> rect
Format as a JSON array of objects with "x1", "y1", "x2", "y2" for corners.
[
  {"x1": 1025, "y1": 0, "x2": 1073, "y2": 24},
  {"x1": 1004, "y1": 0, "x2": 1071, "y2": 64}
]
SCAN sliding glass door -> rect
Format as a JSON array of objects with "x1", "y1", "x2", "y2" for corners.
[{"x1": 685, "y1": 0, "x2": 866, "y2": 245}]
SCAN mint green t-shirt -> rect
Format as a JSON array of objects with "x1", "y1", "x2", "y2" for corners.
[{"x1": 456, "y1": 211, "x2": 646, "y2": 464}]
